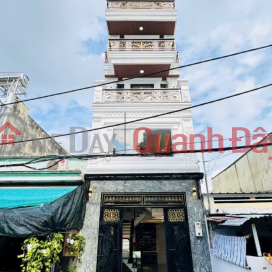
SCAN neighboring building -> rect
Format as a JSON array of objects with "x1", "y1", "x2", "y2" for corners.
[
  {"x1": 0, "y1": 157, "x2": 89, "y2": 272},
  {"x1": 78, "y1": 1, "x2": 212, "y2": 272},
  {"x1": 203, "y1": 141, "x2": 272, "y2": 272},
  {"x1": 0, "y1": 73, "x2": 67, "y2": 156},
  {"x1": 212, "y1": 136, "x2": 272, "y2": 193}
]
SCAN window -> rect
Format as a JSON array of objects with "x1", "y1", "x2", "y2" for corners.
[
  {"x1": 160, "y1": 84, "x2": 168, "y2": 89},
  {"x1": 113, "y1": 129, "x2": 172, "y2": 155},
  {"x1": 130, "y1": 84, "x2": 154, "y2": 89},
  {"x1": 117, "y1": 84, "x2": 124, "y2": 89},
  {"x1": 139, "y1": 129, "x2": 172, "y2": 154}
]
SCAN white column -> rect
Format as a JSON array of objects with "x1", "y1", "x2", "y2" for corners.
[{"x1": 251, "y1": 223, "x2": 262, "y2": 257}]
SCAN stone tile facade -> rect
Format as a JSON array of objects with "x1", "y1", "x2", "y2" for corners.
[{"x1": 77, "y1": 179, "x2": 212, "y2": 272}]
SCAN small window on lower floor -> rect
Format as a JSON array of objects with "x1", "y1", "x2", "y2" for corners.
[
  {"x1": 130, "y1": 84, "x2": 154, "y2": 89},
  {"x1": 117, "y1": 84, "x2": 124, "y2": 89}
]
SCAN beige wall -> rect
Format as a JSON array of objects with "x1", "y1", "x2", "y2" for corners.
[
  {"x1": 212, "y1": 145, "x2": 272, "y2": 193},
  {"x1": 156, "y1": 224, "x2": 167, "y2": 272},
  {"x1": 0, "y1": 94, "x2": 67, "y2": 156}
]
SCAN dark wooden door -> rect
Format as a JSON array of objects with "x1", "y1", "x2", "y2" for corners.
[
  {"x1": 164, "y1": 207, "x2": 194, "y2": 272},
  {"x1": 96, "y1": 207, "x2": 123, "y2": 272}
]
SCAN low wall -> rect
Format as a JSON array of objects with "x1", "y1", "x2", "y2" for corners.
[{"x1": 211, "y1": 254, "x2": 272, "y2": 272}]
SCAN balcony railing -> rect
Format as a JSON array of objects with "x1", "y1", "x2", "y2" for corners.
[
  {"x1": 103, "y1": 89, "x2": 182, "y2": 103},
  {"x1": 107, "y1": 1, "x2": 175, "y2": 9},
  {"x1": 108, "y1": 39, "x2": 176, "y2": 51}
]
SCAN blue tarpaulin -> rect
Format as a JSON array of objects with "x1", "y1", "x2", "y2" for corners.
[{"x1": 0, "y1": 187, "x2": 77, "y2": 209}]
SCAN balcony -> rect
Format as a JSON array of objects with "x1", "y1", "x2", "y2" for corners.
[
  {"x1": 108, "y1": 39, "x2": 176, "y2": 51},
  {"x1": 105, "y1": 39, "x2": 179, "y2": 79},
  {"x1": 106, "y1": 1, "x2": 177, "y2": 36},
  {"x1": 107, "y1": 1, "x2": 175, "y2": 9},
  {"x1": 102, "y1": 88, "x2": 182, "y2": 103}
]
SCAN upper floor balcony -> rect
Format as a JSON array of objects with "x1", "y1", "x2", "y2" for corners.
[
  {"x1": 106, "y1": 1, "x2": 177, "y2": 36},
  {"x1": 108, "y1": 39, "x2": 176, "y2": 51},
  {"x1": 104, "y1": 38, "x2": 179, "y2": 79},
  {"x1": 93, "y1": 79, "x2": 191, "y2": 104}
]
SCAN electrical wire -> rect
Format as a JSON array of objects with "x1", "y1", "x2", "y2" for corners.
[
  {"x1": 1, "y1": 140, "x2": 271, "y2": 169},
  {"x1": 1, "y1": 43, "x2": 272, "y2": 107},
  {"x1": 115, "y1": 133, "x2": 270, "y2": 154},
  {"x1": 0, "y1": 83, "x2": 271, "y2": 146}
]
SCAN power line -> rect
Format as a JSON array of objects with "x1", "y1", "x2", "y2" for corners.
[
  {"x1": 1, "y1": 140, "x2": 271, "y2": 169},
  {"x1": 114, "y1": 133, "x2": 268, "y2": 154},
  {"x1": 1, "y1": 43, "x2": 272, "y2": 107},
  {"x1": 0, "y1": 82, "x2": 271, "y2": 146}
]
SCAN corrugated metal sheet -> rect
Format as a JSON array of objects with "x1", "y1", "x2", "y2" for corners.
[
  {"x1": 219, "y1": 217, "x2": 249, "y2": 226},
  {"x1": 207, "y1": 216, "x2": 238, "y2": 223},
  {"x1": 212, "y1": 143, "x2": 272, "y2": 193},
  {"x1": 219, "y1": 214, "x2": 272, "y2": 226}
]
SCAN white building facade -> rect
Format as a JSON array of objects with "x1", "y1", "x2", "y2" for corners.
[
  {"x1": 79, "y1": 1, "x2": 212, "y2": 272},
  {"x1": 89, "y1": 0, "x2": 198, "y2": 174}
]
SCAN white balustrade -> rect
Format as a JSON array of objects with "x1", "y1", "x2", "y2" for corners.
[
  {"x1": 102, "y1": 89, "x2": 182, "y2": 103},
  {"x1": 108, "y1": 40, "x2": 176, "y2": 51},
  {"x1": 107, "y1": 2, "x2": 175, "y2": 9}
]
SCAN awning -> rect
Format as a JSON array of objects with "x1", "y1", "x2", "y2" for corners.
[
  {"x1": 0, "y1": 182, "x2": 89, "y2": 237},
  {"x1": 0, "y1": 187, "x2": 77, "y2": 209},
  {"x1": 207, "y1": 216, "x2": 238, "y2": 223},
  {"x1": 219, "y1": 217, "x2": 249, "y2": 226},
  {"x1": 219, "y1": 214, "x2": 272, "y2": 226}
]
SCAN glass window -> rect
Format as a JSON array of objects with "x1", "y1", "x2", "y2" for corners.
[
  {"x1": 140, "y1": 129, "x2": 172, "y2": 153},
  {"x1": 113, "y1": 129, "x2": 172, "y2": 155},
  {"x1": 130, "y1": 84, "x2": 154, "y2": 89},
  {"x1": 117, "y1": 84, "x2": 124, "y2": 89}
]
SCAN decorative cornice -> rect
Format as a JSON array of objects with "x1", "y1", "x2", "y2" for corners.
[
  {"x1": 107, "y1": 2, "x2": 175, "y2": 10},
  {"x1": 111, "y1": 58, "x2": 174, "y2": 63},
  {"x1": 92, "y1": 110, "x2": 192, "y2": 117},
  {"x1": 106, "y1": 15, "x2": 177, "y2": 20},
  {"x1": 85, "y1": 172, "x2": 203, "y2": 180}
]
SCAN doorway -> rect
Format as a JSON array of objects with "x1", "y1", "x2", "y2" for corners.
[
  {"x1": 122, "y1": 207, "x2": 167, "y2": 272},
  {"x1": 96, "y1": 199, "x2": 193, "y2": 272}
]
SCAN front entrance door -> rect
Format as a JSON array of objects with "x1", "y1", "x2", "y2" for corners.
[
  {"x1": 96, "y1": 194, "x2": 194, "y2": 272},
  {"x1": 164, "y1": 207, "x2": 194, "y2": 272},
  {"x1": 96, "y1": 207, "x2": 123, "y2": 272}
]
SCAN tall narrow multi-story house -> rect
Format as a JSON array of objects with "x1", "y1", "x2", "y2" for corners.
[{"x1": 80, "y1": 1, "x2": 212, "y2": 272}]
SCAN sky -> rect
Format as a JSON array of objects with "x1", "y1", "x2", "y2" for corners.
[{"x1": 1, "y1": 0, "x2": 272, "y2": 190}]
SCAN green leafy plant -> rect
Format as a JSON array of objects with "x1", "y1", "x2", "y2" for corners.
[
  {"x1": 66, "y1": 233, "x2": 85, "y2": 262},
  {"x1": 61, "y1": 266, "x2": 77, "y2": 272},
  {"x1": 18, "y1": 233, "x2": 63, "y2": 272}
]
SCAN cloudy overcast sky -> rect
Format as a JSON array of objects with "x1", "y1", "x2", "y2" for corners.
[{"x1": 1, "y1": 0, "x2": 272, "y2": 187}]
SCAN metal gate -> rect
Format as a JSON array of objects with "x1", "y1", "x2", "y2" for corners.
[
  {"x1": 164, "y1": 207, "x2": 194, "y2": 272},
  {"x1": 96, "y1": 208, "x2": 123, "y2": 272}
]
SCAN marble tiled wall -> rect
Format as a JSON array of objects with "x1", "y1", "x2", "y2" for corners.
[{"x1": 77, "y1": 180, "x2": 212, "y2": 272}]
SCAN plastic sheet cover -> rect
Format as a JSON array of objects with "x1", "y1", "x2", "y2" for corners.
[{"x1": 0, "y1": 182, "x2": 89, "y2": 237}]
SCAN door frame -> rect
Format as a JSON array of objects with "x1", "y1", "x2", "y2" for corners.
[{"x1": 96, "y1": 193, "x2": 193, "y2": 272}]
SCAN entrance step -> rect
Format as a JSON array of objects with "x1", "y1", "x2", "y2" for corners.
[
  {"x1": 122, "y1": 258, "x2": 138, "y2": 272},
  {"x1": 134, "y1": 209, "x2": 151, "y2": 227}
]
